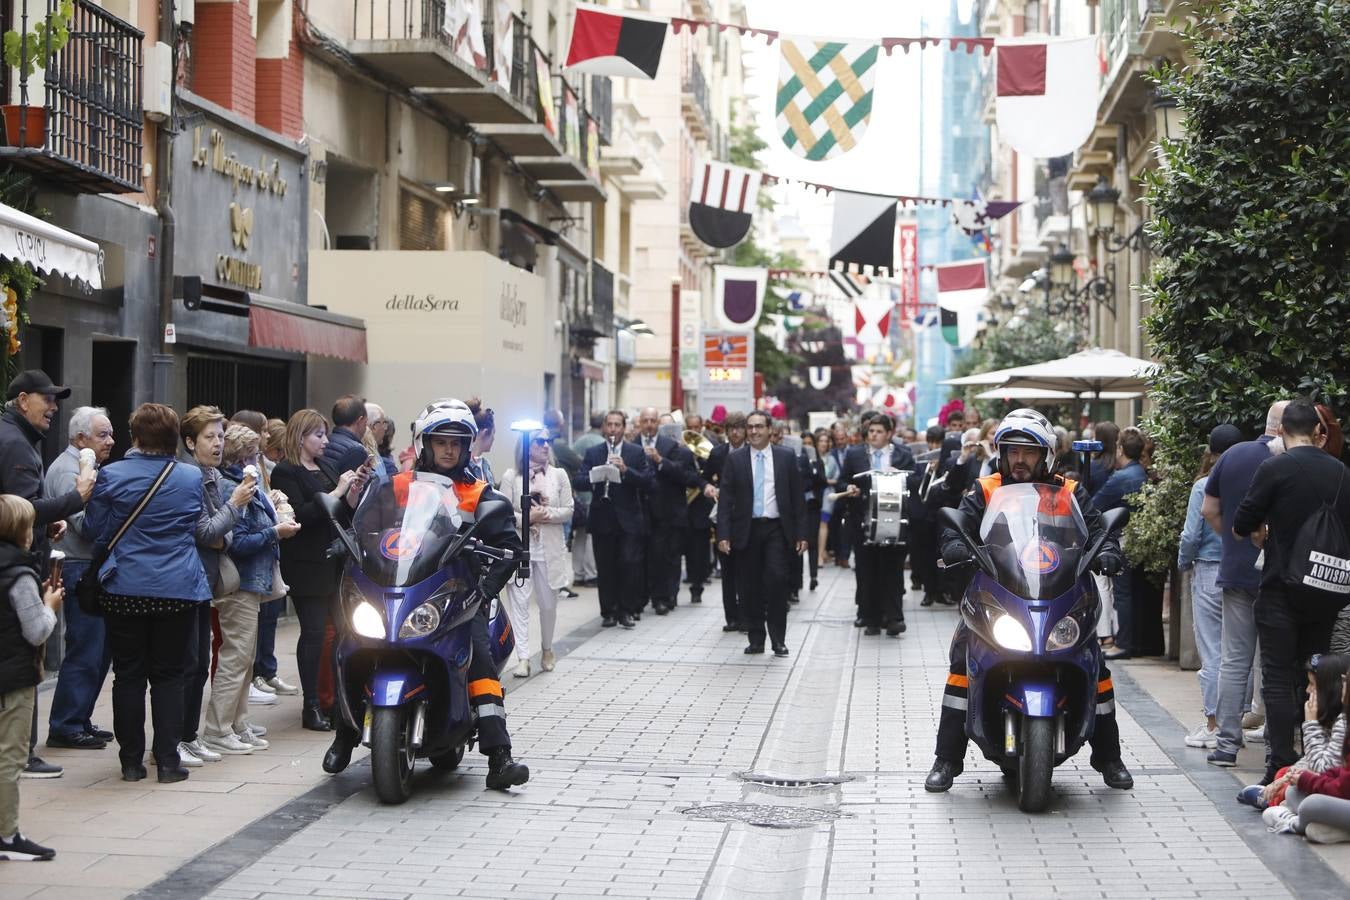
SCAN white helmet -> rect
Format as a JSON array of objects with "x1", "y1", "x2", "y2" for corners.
[
  {"x1": 411, "y1": 398, "x2": 478, "y2": 462},
  {"x1": 993, "y1": 408, "x2": 1055, "y2": 478}
]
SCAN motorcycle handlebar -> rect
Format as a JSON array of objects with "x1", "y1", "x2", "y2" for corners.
[{"x1": 464, "y1": 537, "x2": 515, "y2": 562}]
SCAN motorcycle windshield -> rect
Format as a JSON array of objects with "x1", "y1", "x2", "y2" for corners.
[
  {"x1": 350, "y1": 472, "x2": 465, "y2": 587},
  {"x1": 978, "y1": 482, "x2": 1089, "y2": 601}
]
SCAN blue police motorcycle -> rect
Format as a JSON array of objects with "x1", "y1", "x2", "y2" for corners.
[
  {"x1": 321, "y1": 473, "x2": 518, "y2": 804},
  {"x1": 941, "y1": 483, "x2": 1125, "y2": 812}
]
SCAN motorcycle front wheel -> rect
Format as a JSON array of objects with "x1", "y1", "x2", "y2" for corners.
[
  {"x1": 371, "y1": 706, "x2": 416, "y2": 804},
  {"x1": 1017, "y1": 716, "x2": 1054, "y2": 813}
]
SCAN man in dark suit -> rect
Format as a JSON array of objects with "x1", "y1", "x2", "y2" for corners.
[
  {"x1": 636, "y1": 409, "x2": 705, "y2": 614},
  {"x1": 839, "y1": 413, "x2": 915, "y2": 636},
  {"x1": 324, "y1": 394, "x2": 371, "y2": 473},
  {"x1": 717, "y1": 411, "x2": 809, "y2": 657},
  {"x1": 582, "y1": 410, "x2": 654, "y2": 628},
  {"x1": 706, "y1": 412, "x2": 748, "y2": 631}
]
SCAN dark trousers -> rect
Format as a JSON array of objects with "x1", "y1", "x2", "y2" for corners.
[
  {"x1": 593, "y1": 530, "x2": 645, "y2": 618},
  {"x1": 910, "y1": 519, "x2": 940, "y2": 594},
  {"x1": 686, "y1": 527, "x2": 712, "y2": 597},
  {"x1": 181, "y1": 602, "x2": 212, "y2": 743},
  {"x1": 1255, "y1": 587, "x2": 1345, "y2": 772},
  {"x1": 935, "y1": 623, "x2": 1121, "y2": 768},
  {"x1": 468, "y1": 611, "x2": 509, "y2": 753},
  {"x1": 106, "y1": 607, "x2": 195, "y2": 768},
  {"x1": 48, "y1": 561, "x2": 111, "y2": 739},
  {"x1": 855, "y1": 543, "x2": 906, "y2": 627},
  {"x1": 736, "y1": 519, "x2": 791, "y2": 648},
  {"x1": 292, "y1": 592, "x2": 332, "y2": 709},
  {"x1": 1112, "y1": 567, "x2": 1134, "y2": 652},
  {"x1": 804, "y1": 501, "x2": 821, "y2": 585},
  {"x1": 253, "y1": 597, "x2": 284, "y2": 680},
  {"x1": 646, "y1": 522, "x2": 685, "y2": 604},
  {"x1": 719, "y1": 546, "x2": 740, "y2": 625}
]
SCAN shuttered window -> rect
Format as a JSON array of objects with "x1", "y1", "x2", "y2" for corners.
[{"x1": 399, "y1": 189, "x2": 446, "y2": 251}]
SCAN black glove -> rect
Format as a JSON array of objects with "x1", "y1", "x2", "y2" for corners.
[
  {"x1": 1094, "y1": 551, "x2": 1123, "y2": 577},
  {"x1": 941, "y1": 542, "x2": 973, "y2": 568}
]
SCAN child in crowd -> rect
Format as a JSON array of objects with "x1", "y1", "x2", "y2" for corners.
[
  {"x1": 1261, "y1": 654, "x2": 1350, "y2": 843},
  {"x1": 0, "y1": 495, "x2": 64, "y2": 861},
  {"x1": 1240, "y1": 654, "x2": 1348, "y2": 811}
]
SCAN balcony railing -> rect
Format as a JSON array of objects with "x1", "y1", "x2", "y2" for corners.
[
  {"x1": 0, "y1": 0, "x2": 143, "y2": 193},
  {"x1": 572, "y1": 261, "x2": 614, "y2": 340},
  {"x1": 502, "y1": 11, "x2": 536, "y2": 111},
  {"x1": 554, "y1": 73, "x2": 589, "y2": 163},
  {"x1": 352, "y1": 0, "x2": 450, "y2": 44},
  {"x1": 682, "y1": 56, "x2": 711, "y2": 133},
  {"x1": 589, "y1": 75, "x2": 612, "y2": 146}
]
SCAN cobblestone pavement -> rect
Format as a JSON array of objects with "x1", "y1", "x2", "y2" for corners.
[{"x1": 145, "y1": 566, "x2": 1345, "y2": 900}]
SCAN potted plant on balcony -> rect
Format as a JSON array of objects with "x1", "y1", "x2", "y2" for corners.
[{"x1": 1, "y1": 0, "x2": 74, "y2": 148}]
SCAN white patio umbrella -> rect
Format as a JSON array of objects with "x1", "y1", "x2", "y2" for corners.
[
  {"x1": 974, "y1": 386, "x2": 1141, "y2": 402},
  {"x1": 938, "y1": 365, "x2": 1024, "y2": 387},
  {"x1": 998, "y1": 347, "x2": 1157, "y2": 398}
]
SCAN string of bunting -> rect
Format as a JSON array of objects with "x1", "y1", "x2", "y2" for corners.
[{"x1": 667, "y1": 16, "x2": 994, "y2": 55}]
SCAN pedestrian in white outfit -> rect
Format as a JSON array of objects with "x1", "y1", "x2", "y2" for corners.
[{"x1": 500, "y1": 431, "x2": 574, "y2": 677}]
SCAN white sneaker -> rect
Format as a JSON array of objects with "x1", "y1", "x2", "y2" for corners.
[
  {"x1": 175, "y1": 741, "x2": 204, "y2": 767},
  {"x1": 245, "y1": 722, "x2": 267, "y2": 737},
  {"x1": 1242, "y1": 710, "x2": 1265, "y2": 729},
  {"x1": 184, "y1": 738, "x2": 221, "y2": 762},
  {"x1": 235, "y1": 730, "x2": 269, "y2": 750},
  {"x1": 248, "y1": 684, "x2": 278, "y2": 705},
  {"x1": 202, "y1": 733, "x2": 253, "y2": 755},
  {"x1": 1184, "y1": 723, "x2": 1218, "y2": 749},
  {"x1": 1244, "y1": 727, "x2": 1266, "y2": 744},
  {"x1": 263, "y1": 675, "x2": 299, "y2": 696},
  {"x1": 251, "y1": 675, "x2": 277, "y2": 694},
  {"x1": 513, "y1": 660, "x2": 530, "y2": 678},
  {"x1": 1263, "y1": 805, "x2": 1298, "y2": 834}
]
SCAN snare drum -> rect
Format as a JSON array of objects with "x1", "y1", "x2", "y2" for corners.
[{"x1": 865, "y1": 470, "x2": 910, "y2": 546}]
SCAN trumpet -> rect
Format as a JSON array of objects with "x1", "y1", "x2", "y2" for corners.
[{"x1": 684, "y1": 429, "x2": 713, "y2": 503}]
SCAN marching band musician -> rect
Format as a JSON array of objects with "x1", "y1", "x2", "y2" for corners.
[
  {"x1": 705, "y1": 412, "x2": 749, "y2": 632},
  {"x1": 838, "y1": 413, "x2": 915, "y2": 636}
]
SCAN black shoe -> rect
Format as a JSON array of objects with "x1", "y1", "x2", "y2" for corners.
[
  {"x1": 46, "y1": 731, "x2": 106, "y2": 750},
  {"x1": 722, "y1": 622, "x2": 741, "y2": 632},
  {"x1": 632, "y1": 611, "x2": 642, "y2": 621},
  {"x1": 809, "y1": 579, "x2": 818, "y2": 591},
  {"x1": 789, "y1": 592, "x2": 800, "y2": 604},
  {"x1": 302, "y1": 705, "x2": 332, "y2": 732},
  {"x1": 744, "y1": 644, "x2": 765, "y2": 655},
  {"x1": 486, "y1": 748, "x2": 529, "y2": 790},
  {"x1": 157, "y1": 765, "x2": 190, "y2": 784},
  {"x1": 737, "y1": 625, "x2": 749, "y2": 633},
  {"x1": 864, "y1": 625, "x2": 881, "y2": 636},
  {"x1": 691, "y1": 591, "x2": 702, "y2": 604},
  {"x1": 772, "y1": 643, "x2": 789, "y2": 658},
  {"x1": 853, "y1": 617, "x2": 865, "y2": 628},
  {"x1": 654, "y1": 603, "x2": 669, "y2": 616},
  {"x1": 561, "y1": 588, "x2": 579, "y2": 599},
  {"x1": 1098, "y1": 760, "x2": 1134, "y2": 790},
  {"x1": 601, "y1": 616, "x2": 617, "y2": 628},
  {"x1": 924, "y1": 759, "x2": 963, "y2": 793},
  {"x1": 0, "y1": 832, "x2": 56, "y2": 861},
  {"x1": 618, "y1": 614, "x2": 635, "y2": 629},
  {"x1": 120, "y1": 763, "x2": 148, "y2": 782},
  {"x1": 885, "y1": 621, "x2": 902, "y2": 637},
  {"x1": 22, "y1": 756, "x2": 62, "y2": 779},
  {"x1": 323, "y1": 734, "x2": 357, "y2": 774},
  {"x1": 920, "y1": 595, "x2": 935, "y2": 607},
  {"x1": 87, "y1": 725, "x2": 114, "y2": 742}
]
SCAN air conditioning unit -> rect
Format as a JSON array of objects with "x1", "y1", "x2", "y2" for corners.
[
  {"x1": 176, "y1": 0, "x2": 195, "y2": 25},
  {"x1": 143, "y1": 42, "x2": 173, "y2": 122}
]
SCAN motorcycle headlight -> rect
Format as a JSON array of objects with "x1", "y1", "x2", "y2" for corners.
[
  {"x1": 991, "y1": 614, "x2": 1033, "y2": 652},
  {"x1": 1046, "y1": 614, "x2": 1081, "y2": 651},
  {"x1": 352, "y1": 601, "x2": 386, "y2": 639},
  {"x1": 398, "y1": 602, "x2": 442, "y2": 639}
]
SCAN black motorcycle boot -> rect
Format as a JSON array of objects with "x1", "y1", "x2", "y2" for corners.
[
  {"x1": 1098, "y1": 760, "x2": 1134, "y2": 790},
  {"x1": 323, "y1": 729, "x2": 358, "y2": 774},
  {"x1": 486, "y1": 748, "x2": 530, "y2": 790},
  {"x1": 924, "y1": 758, "x2": 963, "y2": 793}
]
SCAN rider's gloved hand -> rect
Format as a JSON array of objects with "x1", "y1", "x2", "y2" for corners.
[
  {"x1": 1093, "y1": 551, "x2": 1123, "y2": 577},
  {"x1": 941, "y1": 543, "x2": 973, "y2": 567}
]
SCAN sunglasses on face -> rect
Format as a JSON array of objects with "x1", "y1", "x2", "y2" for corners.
[{"x1": 530, "y1": 437, "x2": 551, "y2": 447}]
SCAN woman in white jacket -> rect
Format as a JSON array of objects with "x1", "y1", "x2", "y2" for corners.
[{"x1": 499, "y1": 429, "x2": 574, "y2": 677}]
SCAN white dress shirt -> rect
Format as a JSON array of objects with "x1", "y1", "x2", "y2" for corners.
[{"x1": 753, "y1": 446, "x2": 779, "y2": 519}]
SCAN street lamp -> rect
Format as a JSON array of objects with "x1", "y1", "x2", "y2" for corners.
[
  {"x1": 1151, "y1": 88, "x2": 1181, "y2": 143},
  {"x1": 1049, "y1": 243, "x2": 1076, "y2": 289},
  {"x1": 1086, "y1": 175, "x2": 1149, "y2": 254}
]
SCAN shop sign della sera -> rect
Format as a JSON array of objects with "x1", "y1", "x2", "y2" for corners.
[{"x1": 192, "y1": 127, "x2": 288, "y2": 292}]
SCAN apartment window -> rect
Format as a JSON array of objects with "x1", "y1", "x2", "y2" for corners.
[
  {"x1": 400, "y1": 188, "x2": 446, "y2": 251},
  {"x1": 325, "y1": 158, "x2": 377, "y2": 250}
]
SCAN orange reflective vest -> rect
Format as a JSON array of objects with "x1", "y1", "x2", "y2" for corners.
[
  {"x1": 977, "y1": 473, "x2": 1079, "y2": 516},
  {"x1": 392, "y1": 470, "x2": 488, "y2": 514}
]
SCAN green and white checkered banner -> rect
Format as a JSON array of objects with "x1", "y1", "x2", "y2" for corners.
[{"x1": 776, "y1": 39, "x2": 878, "y2": 161}]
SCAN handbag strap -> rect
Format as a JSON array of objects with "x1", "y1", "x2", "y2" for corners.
[{"x1": 106, "y1": 461, "x2": 177, "y2": 551}]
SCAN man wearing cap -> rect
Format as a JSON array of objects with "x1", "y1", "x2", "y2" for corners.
[{"x1": 0, "y1": 370, "x2": 96, "y2": 778}]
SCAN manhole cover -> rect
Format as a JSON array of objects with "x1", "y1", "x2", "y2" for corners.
[
  {"x1": 736, "y1": 772, "x2": 858, "y2": 788},
  {"x1": 679, "y1": 803, "x2": 846, "y2": 828}
]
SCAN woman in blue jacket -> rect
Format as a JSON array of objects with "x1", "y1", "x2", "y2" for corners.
[
  {"x1": 202, "y1": 424, "x2": 300, "y2": 756},
  {"x1": 83, "y1": 404, "x2": 211, "y2": 784}
]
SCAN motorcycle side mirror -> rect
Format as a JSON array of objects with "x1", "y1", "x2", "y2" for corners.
[
  {"x1": 316, "y1": 492, "x2": 361, "y2": 560},
  {"x1": 938, "y1": 507, "x2": 996, "y2": 577},
  {"x1": 1077, "y1": 508, "x2": 1128, "y2": 578}
]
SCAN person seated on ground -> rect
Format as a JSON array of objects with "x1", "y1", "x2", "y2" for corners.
[
  {"x1": 1243, "y1": 654, "x2": 1348, "y2": 810},
  {"x1": 1263, "y1": 662, "x2": 1350, "y2": 843},
  {"x1": 321, "y1": 399, "x2": 529, "y2": 791}
]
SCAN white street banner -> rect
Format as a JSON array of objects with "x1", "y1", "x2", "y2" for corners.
[{"x1": 995, "y1": 36, "x2": 1097, "y2": 158}]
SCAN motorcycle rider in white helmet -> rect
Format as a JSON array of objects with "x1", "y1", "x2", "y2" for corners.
[
  {"x1": 322, "y1": 399, "x2": 529, "y2": 790},
  {"x1": 923, "y1": 409, "x2": 1132, "y2": 794}
]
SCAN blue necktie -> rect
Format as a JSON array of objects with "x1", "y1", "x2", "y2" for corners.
[
  {"x1": 753, "y1": 451, "x2": 765, "y2": 517},
  {"x1": 872, "y1": 449, "x2": 883, "y2": 470}
]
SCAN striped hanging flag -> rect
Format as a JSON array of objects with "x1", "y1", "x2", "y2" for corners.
[
  {"x1": 776, "y1": 40, "x2": 879, "y2": 161},
  {"x1": 828, "y1": 270, "x2": 868, "y2": 299},
  {"x1": 935, "y1": 259, "x2": 988, "y2": 348},
  {"x1": 688, "y1": 160, "x2": 761, "y2": 249}
]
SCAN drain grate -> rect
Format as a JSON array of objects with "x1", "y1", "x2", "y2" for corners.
[
  {"x1": 679, "y1": 803, "x2": 846, "y2": 828},
  {"x1": 736, "y1": 772, "x2": 858, "y2": 788}
]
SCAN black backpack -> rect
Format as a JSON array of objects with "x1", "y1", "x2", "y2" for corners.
[{"x1": 1281, "y1": 460, "x2": 1350, "y2": 599}]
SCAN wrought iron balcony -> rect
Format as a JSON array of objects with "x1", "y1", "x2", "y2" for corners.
[
  {"x1": 572, "y1": 261, "x2": 615, "y2": 342},
  {"x1": 0, "y1": 0, "x2": 143, "y2": 194},
  {"x1": 589, "y1": 75, "x2": 612, "y2": 147},
  {"x1": 349, "y1": 0, "x2": 484, "y2": 88},
  {"x1": 681, "y1": 57, "x2": 710, "y2": 140}
]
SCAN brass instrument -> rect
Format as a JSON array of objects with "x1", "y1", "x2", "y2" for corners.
[{"x1": 684, "y1": 429, "x2": 714, "y2": 503}]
